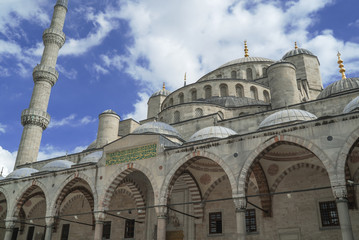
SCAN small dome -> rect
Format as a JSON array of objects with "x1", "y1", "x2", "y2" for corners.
[
  {"x1": 317, "y1": 78, "x2": 359, "y2": 99},
  {"x1": 133, "y1": 121, "x2": 182, "y2": 138},
  {"x1": 87, "y1": 140, "x2": 97, "y2": 150},
  {"x1": 219, "y1": 57, "x2": 275, "y2": 68},
  {"x1": 189, "y1": 126, "x2": 237, "y2": 142},
  {"x1": 40, "y1": 160, "x2": 74, "y2": 172},
  {"x1": 80, "y1": 151, "x2": 103, "y2": 164},
  {"x1": 282, "y1": 48, "x2": 315, "y2": 59},
  {"x1": 6, "y1": 168, "x2": 38, "y2": 179},
  {"x1": 102, "y1": 109, "x2": 118, "y2": 115},
  {"x1": 343, "y1": 96, "x2": 359, "y2": 113},
  {"x1": 259, "y1": 109, "x2": 317, "y2": 129},
  {"x1": 151, "y1": 88, "x2": 171, "y2": 97}
]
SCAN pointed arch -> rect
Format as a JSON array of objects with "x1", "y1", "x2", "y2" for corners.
[
  {"x1": 119, "y1": 178, "x2": 146, "y2": 220},
  {"x1": 180, "y1": 172, "x2": 203, "y2": 219}
]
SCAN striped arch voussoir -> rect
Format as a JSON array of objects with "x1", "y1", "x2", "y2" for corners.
[
  {"x1": 180, "y1": 172, "x2": 203, "y2": 219},
  {"x1": 119, "y1": 178, "x2": 146, "y2": 220}
]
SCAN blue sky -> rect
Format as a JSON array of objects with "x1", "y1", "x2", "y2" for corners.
[{"x1": 0, "y1": 0, "x2": 359, "y2": 175}]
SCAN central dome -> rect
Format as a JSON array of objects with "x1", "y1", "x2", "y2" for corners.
[
  {"x1": 219, "y1": 57, "x2": 275, "y2": 68},
  {"x1": 133, "y1": 121, "x2": 182, "y2": 138}
]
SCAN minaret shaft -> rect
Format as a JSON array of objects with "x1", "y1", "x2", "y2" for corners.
[{"x1": 15, "y1": 1, "x2": 68, "y2": 168}]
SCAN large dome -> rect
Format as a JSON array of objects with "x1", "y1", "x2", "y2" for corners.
[
  {"x1": 259, "y1": 109, "x2": 317, "y2": 129},
  {"x1": 189, "y1": 126, "x2": 237, "y2": 142},
  {"x1": 133, "y1": 121, "x2": 182, "y2": 138},
  {"x1": 219, "y1": 57, "x2": 275, "y2": 68},
  {"x1": 317, "y1": 78, "x2": 359, "y2": 99},
  {"x1": 282, "y1": 48, "x2": 315, "y2": 59},
  {"x1": 6, "y1": 168, "x2": 38, "y2": 179},
  {"x1": 40, "y1": 160, "x2": 74, "y2": 172},
  {"x1": 203, "y1": 96, "x2": 268, "y2": 108},
  {"x1": 343, "y1": 96, "x2": 359, "y2": 114}
]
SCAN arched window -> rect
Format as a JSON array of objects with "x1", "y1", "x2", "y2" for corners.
[
  {"x1": 191, "y1": 89, "x2": 197, "y2": 101},
  {"x1": 231, "y1": 70, "x2": 237, "y2": 79},
  {"x1": 216, "y1": 74, "x2": 222, "y2": 79},
  {"x1": 178, "y1": 93, "x2": 184, "y2": 104},
  {"x1": 262, "y1": 67, "x2": 267, "y2": 77},
  {"x1": 220, "y1": 84, "x2": 228, "y2": 97},
  {"x1": 195, "y1": 108, "x2": 203, "y2": 117},
  {"x1": 169, "y1": 98, "x2": 173, "y2": 106},
  {"x1": 250, "y1": 86, "x2": 258, "y2": 100},
  {"x1": 204, "y1": 85, "x2": 212, "y2": 99},
  {"x1": 246, "y1": 68, "x2": 253, "y2": 81},
  {"x1": 174, "y1": 111, "x2": 180, "y2": 123},
  {"x1": 263, "y1": 90, "x2": 270, "y2": 103},
  {"x1": 236, "y1": 84, "x2": 244, "y2": 98}
]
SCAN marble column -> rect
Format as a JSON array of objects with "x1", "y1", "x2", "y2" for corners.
[
  {"x1": 234, "y1": 197, "x2": 247, "y2": 240},
  {"x1": 94, "y1": 212, "x2": 105, "y2": 240},
  {"x1": 333, "y1": 186, "x2": 354, "y2": 240},
  {"x1": 44, "y1": 217, "x2": 54, "y2": 240},
  {"x1": 3, "y1": 219, "x2": 15, "y2": 240},
  {"x1": 155, "y1": 206, "x2": 167, "y2": 240}
]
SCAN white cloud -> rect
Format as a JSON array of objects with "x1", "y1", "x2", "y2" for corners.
[
  {"x1": 0, "y1": 123, "x2": 6, "y2": 134},
  {"x1": 37, "y1": 144, "x2": 88, "y2": 161},
  {"x1": 93, "y1": 63, "x2": 109, "y2": 75},
  {"x1": 0, "y1": 146, "x2": 16, "y2": 177},
  {"x1": 48, "y1": 114, "x2": 97, "y2": 128},
  {"x1": 123, "y1": 92, "x2": 150, "y2": 121}
]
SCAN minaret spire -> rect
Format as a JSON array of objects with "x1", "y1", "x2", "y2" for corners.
[
  {"x1": 184, "y1": 72, "x2": 187, "y2": 86},
  {"x1": 337, "y1": 52, "x2": 346, "y2": 80},
  {"x1": 244, "y1": 41, "x2": 249, "y2": 57},
  {"x1": 15, "y1": 0, "x2": 68, "y2": 168}
]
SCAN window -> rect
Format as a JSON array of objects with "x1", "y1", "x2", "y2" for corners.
[
  {"x1": 191, "y1": 89, "x2": 197, "y2": 101},
  {"x1": 216, "y1": 74, "x2": 222, "y2": 79},
  {"x1": 209, "y1": 212, "x2": 222, "y2": 234},
  {"x1": 220, "y1": 84, "x2": 228, "y2": 97},
  {"x1": 246, "y1": 68, "x2": 253, "y2": 80},
  {"x1": 178, "y1": 93, "x2": 184, "y2": 104},
  {"x1": 174, "y1": 111, "x2": 180, "y2": 123},
  {"x1": 236, "y1": 84, "x2": 244, "y2": 98},
  {"x1": 204, "y1": 85, "x2": 212, "y2": 99},
  {"x1": 169, "y1": 98, "x2": 173, "y2": 106},
  {"x1": 103, "y1": 221, "x2": 111, "y2": 240},
  {"x1": 195, "y1": 108, "x2": 203, "y2": 117},
  {"x1": 250, "y1": 86, "x2": 258, "y2": 100},
  {"x1": 11, "y1": 228, "x2": 19, "y2": 240},
  {"x1": 262, "y1": 67, "x2": 267, "y2": 77},
  {"x1": 61, "y1": 224, "x2": 70, "y2": 240},
  {"x1": 245, "y1": 209, "x2": 257, "y2": 233},
  {"x1": 231, "y1": 70, "x2": 237, "y2": 79},
  {"x1": 124, "y1": 219, "x2": 135, "y2": 238},
  {"x1": 319, "y1": 201, "x2": 339, "y2": 227},
  {"x1": 263, "y1": 90, "x2": 270, "y2": 103},
  {"x1": 26, "y1": 226, "x2": 35, "y2": 240}
]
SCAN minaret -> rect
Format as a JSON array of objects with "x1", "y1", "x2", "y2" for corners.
[{"x1": 15, "y1": 0, "x2": 68, "y2": 168}]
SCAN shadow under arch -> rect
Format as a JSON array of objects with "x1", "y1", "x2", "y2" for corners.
[
  {"x1": 237, "y1": 135, "x2": 335, "y2": 198},
  {"x1": 100, "y1": 163, "x2": 158, "y2": 211},
  {"x1": 158, "y1": 150, "x2": 237, "y2": 206}
]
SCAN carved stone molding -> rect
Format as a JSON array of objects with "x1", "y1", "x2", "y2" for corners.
[
  {"x1": 42, "y1": 28, "x2": 66, "y2": 48},
  {"x1": 33, "y1": 64, "x2": 59, "y2": 86},
  {"x1": 55, "y1": 0, "x2": 68, "y2": 11},
  {"x1": 155, "y1": 205, "x2": 168, "y2": 218},
  {"x1": 21, "y1": 108, "x2": 51, "y2": 130},
  {"x1": 233, "y1": 196, "x2": 247, "y2": 210},
  {"x1": 333, "y1": 185, "x2": 348, "y2": 200}
]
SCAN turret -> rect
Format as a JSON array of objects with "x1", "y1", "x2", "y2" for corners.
[
  {"x1": 15, "y1": 0, "x2": 68, "y2": 168},
  {"x1": 96, "y1": 110, "x2": 120, "y2": 148},
  {"x1": 267, "y1": 61, "x2": 300, "y2": 109},
  {"x1": 147, "y1": 83, "x2": 171, "y2": 119}
]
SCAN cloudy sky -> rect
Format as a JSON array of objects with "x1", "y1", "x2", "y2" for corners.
[{"x1": 0, "y1": 0, "x2": 359, "y2": 175}]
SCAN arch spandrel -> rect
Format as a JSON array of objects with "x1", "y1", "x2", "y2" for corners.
[
  {"x1": 48, "y1": 172, "x2": 98, "y2": 216},
  {"x1": 158, "y1": 150, "x2": 237, "y2": 206},
  {"x1": 237, "y1": 135, "x2": 336, "y2": 197},
  {"x1": 99, "y1": 162, "x2": 158, "y2": 210}
]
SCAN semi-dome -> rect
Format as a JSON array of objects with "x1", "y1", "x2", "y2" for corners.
[
  {"x1": 317, "y1": 78, "x2": 359, "y2": 99},
  {"x1": 219, "y1": 57, "x2": 275, "y2": 68},
  {"x1": 259, "y1": 109, "x2": 317, "y2": 129},
  {"x1": 133, "y1": 121, "x2": 182, "y2": 138},
  {"x1": 151, "y1": 88, "x2": 171, "y2": 97},
  {"x1": 282, "y1": 48, "x2": 315, "y2": 59},
  {"x1": 40, "y1": 160, "x2": 74, "y2": 172},
  {"x1": 6, "y1": 168, "x2": 38, "y2": 179},
  {"x1": 189, "y1": 126, "x2": 237, "y2": 142},
  {"x1": 80, "y1": 151, "x2": 103, "y2": 164},
  {"x1": 343, "y1": 96, "x2": 359, "y2": 114}
]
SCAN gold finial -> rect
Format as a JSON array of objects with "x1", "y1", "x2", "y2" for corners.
[
  {"x1": 184, "y1": 72, "x2": 187, "y2": 86},
  {"x1": 244, "y1": 40, "x2": 249, "y2": 57},
  {"x1": 295, "y1": 42, "x2": 298, "y2": 49},
  {"x1": 337, "y1": 52, "x2": 346, "y2": 79},
  {"x1": 163, "y1": 82, "x2": 166, "y2": 90}
]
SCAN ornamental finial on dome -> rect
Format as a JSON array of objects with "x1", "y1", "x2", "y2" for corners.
[
  {"x1": 184, "y1": 72, "x2": 186, "y2": 86},
  {"x1": 163, "y1": 82, "x2": 166, "y2": 90},
  {"x1": 295, "y1": 42, "x2": 298, "y2": 49},
  {"x1": 244, "y1": 41, "x2": 249, "y2": 57},
  {"x1": 337, "y1": 52, "x2": 346, "y2": 80}
]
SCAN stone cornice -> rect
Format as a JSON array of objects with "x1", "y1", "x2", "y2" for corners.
[
  {"x1": 21, "y1": 108, "x2": 51, "y2": 130},
  {"x1": 42, "y1": 27, "x2": 66, "y2": 48},
  {"x1": 33, "y1": 64, "x2": 59, "y2": 86}
]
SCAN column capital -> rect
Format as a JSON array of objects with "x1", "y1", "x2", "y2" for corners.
[
  {"x1": 4, "y1": 218, "x2": 16, "y2": 229},
  {"x1": 94, "y1": 211, "x2": 106, "y2": 221},
  {"x1": 155, "y1": 205, "x2": 168, "y2": 218},
  {"x1": 233, "y1": 197, "x2": 247, "y2": 211},
  {"x1": 333, "y1": 185, "x2": 348, "y2": 200},
  {"x1": 45, "y1": 216, "x2": 55, "y2": 226}
]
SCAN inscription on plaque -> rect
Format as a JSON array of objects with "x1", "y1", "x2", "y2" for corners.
[{"x1": 106, "y1": 144, "x2": 157, "y2": 165}]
